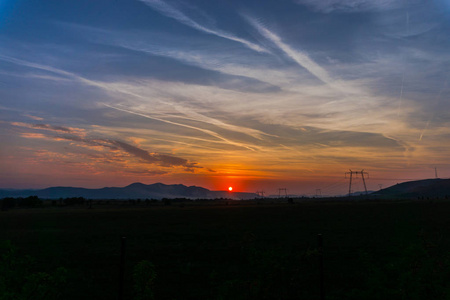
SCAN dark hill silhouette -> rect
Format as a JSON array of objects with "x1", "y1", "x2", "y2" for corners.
[
  {"x1": 0, "y1": 182, "x2": 257, "y2": 200},
  {"x1": 373, "y1": 178, "x2": 450, "y2": 198}
]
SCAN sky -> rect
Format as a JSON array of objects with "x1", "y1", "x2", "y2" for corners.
[{"x1": 1, "y1": 0, "x2": 450, "y2": 196}]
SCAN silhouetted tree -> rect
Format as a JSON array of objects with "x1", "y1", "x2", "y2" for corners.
[
  {"x1": 19, "y1": 196, "x2": 42, "y2": 208},
  {"x1": 63, "y1": 197, "x2": 85, "y2": 206},
  {"x1": 1, "y1": 198, "x2": 16, "y2": 211}
]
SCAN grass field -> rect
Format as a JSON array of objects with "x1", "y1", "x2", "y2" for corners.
[{"x1": 1, "y1": 200, "x2": 450, "y2": 299}]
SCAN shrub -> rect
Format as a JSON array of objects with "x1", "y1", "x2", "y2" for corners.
[
  {"x1": 133, "y1": 260, "x2": 157, "y2": 300},
  {"x1": 0, "y1": 240, "x2": 67, "y2": 300}
]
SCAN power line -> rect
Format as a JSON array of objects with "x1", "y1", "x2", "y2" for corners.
[
  {"x1": 345, "y1": 169, "x2": 369, "y2": 196},
  {"x1": 315, "y1": 189, "x2": 322, "y2": 197},
  {"x1": 369, "y1": 177, "x2": 443, "y2": 181},
  {"x1": 278, "y1": 188, "x2": 287, "y2": 198}
]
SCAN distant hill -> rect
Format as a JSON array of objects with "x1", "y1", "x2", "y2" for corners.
[
  {"x1": 373, "y1": 178, "x2": 450, "y2": 198},
  {"x1": 0, "y1": 182, "x2": 258, "y2": 200}
]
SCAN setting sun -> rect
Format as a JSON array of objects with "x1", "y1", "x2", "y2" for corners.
[{"x1": 228, "y1": 187, "x2": 233, "y2": 192}]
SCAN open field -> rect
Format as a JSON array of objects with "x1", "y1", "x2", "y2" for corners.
[{"x1": 1, "y1": 200, "x2": 450, "y2": 299}]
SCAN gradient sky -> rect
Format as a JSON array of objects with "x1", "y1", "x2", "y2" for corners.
[{"x1": 1, "y1": 0, "x2": 450, "y2": 195}]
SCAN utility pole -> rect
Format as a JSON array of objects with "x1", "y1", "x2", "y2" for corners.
[
  {"x1": 435, "y1": 167, "x2": 438, "y2": 179},
  {"x1": 315, "y1": 189, "x2": 322, "y2": 198},
  {"x1": 345, "y1": 169, "x2": 369, "y2": 196},
  {"x1": 278, "y1": 188, "x2": 287, "y2": 198},
  {"x1": 118, "y1": 237, "x2": 126, "y2": 300}
]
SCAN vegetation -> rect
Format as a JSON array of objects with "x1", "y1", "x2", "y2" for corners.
[
  {"x1": 133, "y1": 260, "x2": 157, "y2": 300},
  {"x1": 1, "y1": 196, "x2": 43, "y2": 210},
  {"x1": 0, "y1": 240, "x2": 67, "y2": 300},
  {"x1": 1, "y1": 200, "x2": 450, "y2": 299}
]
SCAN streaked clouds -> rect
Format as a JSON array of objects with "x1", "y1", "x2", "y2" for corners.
[
  {"x1": 138, "y1": 0, "x2": 268, "y2": 53},
  {"x1": 10, "y1": 121, "x2": 201, "y2": 172},
  {"x1": 0, "y1": 0, "x2": 449, "y2": 194},
  {"x1": 295, "y1": 0, "x2": 402, "y2": 13}
]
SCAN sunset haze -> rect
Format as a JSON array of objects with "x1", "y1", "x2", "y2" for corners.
[{"x1": 1, "y1": 0, "x2": 450, "y2": 196}]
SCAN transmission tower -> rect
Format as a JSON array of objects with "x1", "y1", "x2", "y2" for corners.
[
  {"x1": 315, "y1": 189, "x2": 322, "y2": 198},
  {"x1": 256, "y1": 190, "x2": 265, "y2": 198},
  {"x1": 278, "y1": 188, "x2": 287, "y2": 198},
  {"x1": 345, "y1": 169, "x2": 369, "y2": 196}
]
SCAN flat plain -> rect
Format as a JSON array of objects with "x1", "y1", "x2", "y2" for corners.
[{"x1": 1, "y1": 200, "x2": 450, "y2": 299}]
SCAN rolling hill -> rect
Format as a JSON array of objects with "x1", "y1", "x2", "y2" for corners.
[{"x1": 373, "y1": 178, "x2": 450, "y2": 198}]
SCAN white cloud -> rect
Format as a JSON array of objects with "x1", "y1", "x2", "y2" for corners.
[
  {"x1": 295, "y1": 0, "x2": 402, "y2": 13},
  {"x1": 243, "y1": 16, "x2": 367, "y2": 96},
  {"x1": 245, "y1": 17, "x2": 333, "y2": 84},
  {"x1": 102, "y1": 103, "x2": 261, "y2": 152},
  {"x1": 138, "y1": 0, "x2": 268, "y2": 53}
]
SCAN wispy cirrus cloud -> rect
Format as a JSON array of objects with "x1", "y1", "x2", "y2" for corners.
[
  {"x1": 138, "y1": 0, "x2": 268, "y2": 53},
  {"x1": 295, "y1": 0, "x2": 402, "y2": 13},
  {"x1": 57, "y1": 22, "x2": 286, "y2": 93},
  {"x1": 24, "y1": 114, "x2": 44, "y2": 121},
  {"x1": 103, "y1": 103, "x2": 261, "y2": 152},
  {"x1": 0, "y1": 53, "x2": 273, "y2": 149},
  {"x1": 0, "y1": 54, "x2": 74, "y2": 79},
  {"x1": 242, "y1": 15, "x2": 366, "y2": 95},
  {"x1": 244, "y1": 16, "x2": 334, "y2": 85},
  {"x1": 0, "y1": 52, "x2": 406, "y2": 142}
]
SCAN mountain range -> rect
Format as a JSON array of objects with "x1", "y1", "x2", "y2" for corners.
[
  {"x1": 1, "y1": 179, "x2": 449, "y2": 200},
  {"x1": 0, "y1": 182, "x2": 257, "y2": 200}
]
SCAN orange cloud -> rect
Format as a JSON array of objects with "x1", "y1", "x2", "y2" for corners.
[
  {"x1": 11, "y1": 122, "x2": 87, "y2": 137},
  {"x1": 20, "y1": 132, "x2": 49, "y2": 139}
]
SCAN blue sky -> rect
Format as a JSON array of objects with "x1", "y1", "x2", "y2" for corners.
[{"x1": 1, "y1": 0, "x2": 449, "y2": 195}]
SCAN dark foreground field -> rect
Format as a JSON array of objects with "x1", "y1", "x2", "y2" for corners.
[{"x1": 1, "y1": 200, "x2": 450, "y2": 299}]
